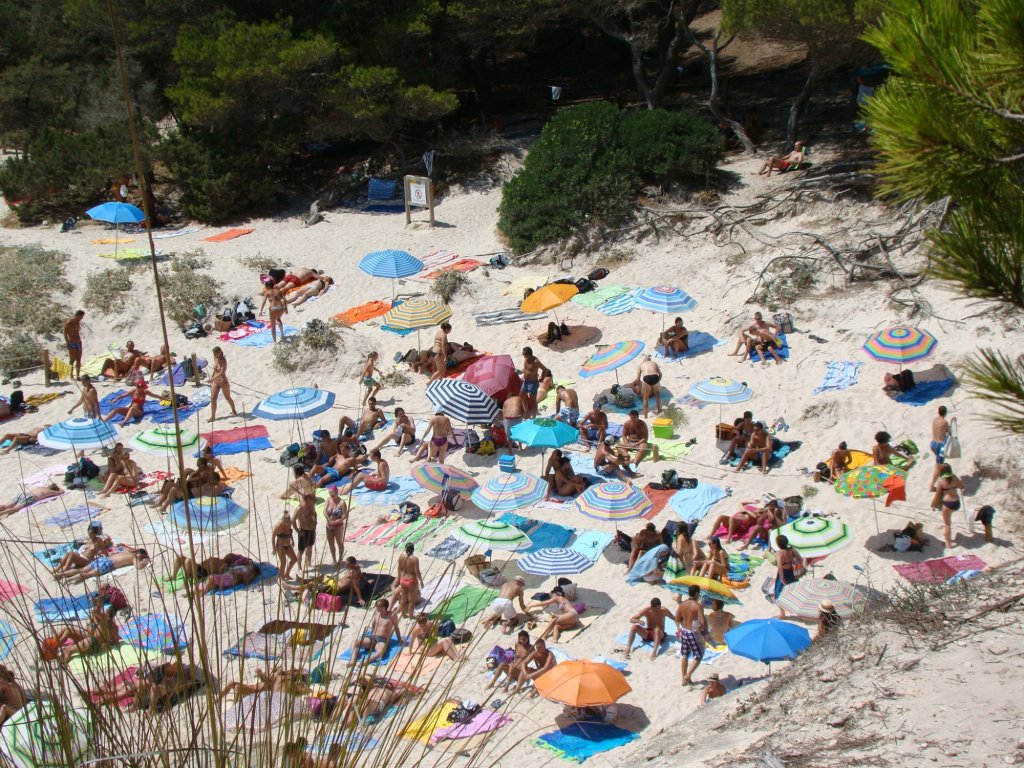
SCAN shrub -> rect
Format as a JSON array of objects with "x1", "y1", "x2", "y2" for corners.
[
  {"x1": 161, "y1": 249, "x2": 222, "y2": 325},
  {"x1": 238, "y1": 253, "x2": 289, "y2": 273},
  {"x1": 0, "y1": 332, "x2": 43, "y2": 379},
  {"x1": 83, "y1": 267, "x2": 135, "y2": 314},
  {"x1": 431, "y1": 270, "x2": 469, "y2": 303},
  {"x1": 498, "y1": 102, "x2": 722, "y2": 252},
  {"x1": 301, "y1": 319, "x2": 339, "y2": 351},
  {"x1": 0, "y1": 245, "x2": 72, "y2": 335}
]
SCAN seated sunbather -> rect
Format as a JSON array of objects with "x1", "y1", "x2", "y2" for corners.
[
  {"x1": 659, "y1": 318, "x2": 689, "y2": 358},
  {"x1": 55, "y1": 547, "x2": 149, "y2": 584},
  {"x1": 752, "y1": 328, "x2": 784, "y2": 364},
  {"x1": 409, "y1": 614, "x2": 463, "y2": 662},
  {"x1": 694, "y1": 537, "x2": 729, "y2": 579},
  {"x1": 707, "y1": 600, "x2": 740, "y2": 645},
  {"x1": 624, "y1": 597, "x2": 674, "y2": 661},
  {"x1": 707, "y1": 499, "x2": 784, "y2": 549},
  {"x1": 48, "y1": 595, "x2": 124, "y2": 663},
  {"x1": 486, "y1": 631, "x2": 533, "y2": 689},
  {"x1": 195, "y1": 561, "x2": 260, "y2": 595},
  {"x1": 0, "y1": 425, "x2": 49, "y2": 455},
  {"x1": 505, "y1": 638, "x2": 555, "y2": 695},
  {"x1": 0, "y1": 666, "x2": 25, "y2": 725},
  {"x1": 91, "y1": 661, "x2": 201, "y2": 710},
  {"x1": 735, "y1": 422, "x2": 772, "y2": 474},
  {"x1": 544, "y1": 452, "x2": 586, "y2": 497},
  {"x1": 98, "y1": 455, "x2": 142, "y2": 497},
  {"x1": 594, "y1": 437, "x2": 636, "y2": 480},
  {"x1": 100, "y1": 341, "x2": 144, "y2": 379},
  {"x1": 373, "y1": 407, "x2": 415, "y2": 455},
  {"x1": 527, "y1": 587, "x2": 580, "y2": 643},
  {"x1": 102, "y1": 380, "x2": 161, "y2": 424},
  {"x1": 757, "y1": 142, "x2": 804, "y2": 176},
  {"x1": 219, "y1": 667, "x2": 307, "y2": 701},
  {"x1": 286, "y1": 275, "x2": 333, "y2": 307},
  {"x1": 727, "y1": 312, "x2": 776, "y2": 357},
  {"x1": 0, "y1": 483, "x2": 61, "y2": 517}
]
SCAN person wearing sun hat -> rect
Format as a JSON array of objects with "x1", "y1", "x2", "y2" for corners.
[
  {"x1": 815, "y1": 600, "x2": 842, "y2": 643},
  {"x1": 699, "y1": 672, "x2": 726, "y2": 706}
]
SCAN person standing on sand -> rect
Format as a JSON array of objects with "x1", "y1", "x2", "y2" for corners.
[
  {"x1": 323, "y1": 487, "x2": 347, "y2": 567},
  {"x1": 520, "y1": 347, "x2": 550, "y2": 418},
  {"x1": 63, "y1": 309, "x2": 85, "y2": 379},
  {"x1": 280, "y1": 465, "x2": 317, "y2": 572},
  {"x1": 360, "y1": 351, "x2": 383, "y2": 405},
  {"x1": 633, "y1": 355, "x2": 663, "y2": 418},
  {"x1": 415, "y1": 409, "x2": 454, "y2": 463},
  {"x1": 208, "y1": 347, "x2": 237, "y2": 422},
  {"x1": 430, "y1": 322, "x2": 451, "y2": 382},
  {"x1": 272, "y1": 511, "x2": 299, "y2": 580},
  {"x1": 932, "y1": 463, "x2": 966, "y2": 549},
  {"x1": 395, "y1": 544, "x2": 423, "y2": 619},
  {"x1": 675, "y1": 585, "x2": 708, "y2": 685},
  {"x1": 930, "y1": 405, "x2": 951, "y2": 491}
]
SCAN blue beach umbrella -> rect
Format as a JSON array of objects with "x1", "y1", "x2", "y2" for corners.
[
  {"x1": 687, "y1": 376, "x2": 752, "y2": 422},
  {"x1": 39, "y1": 418, "x2": 118, "y2": 452},
  {"x1": 470, "y1": 473, "x2": 546, "y2": 513},
  {"x1": 87, "y1": 202, "x2": 146, "y2": 260},
  {"x1": 169, "y1": 496, "x2": 247, "y2": 532},
  {"x1": 509, "y1": 418, "x2": 578, "y2": 449},
  {"x1": 725, "y1": 618, "x2": 811, "y2": 667},
  {"x1": 519, "y1": 548, "x2": 594, "y2": 576},
  {"x1": 634, "y1": 286, "x2": 697, "y2": 330},
  {"x1": 359, "y1": 249, "x2": 425, "y2": 302},
  {"x1": 253, "y1": 387, "x2": 335, "y2": 421}
]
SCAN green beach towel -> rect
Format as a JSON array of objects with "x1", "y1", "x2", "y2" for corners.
[
  {"x1": 430, "y1": 585, "x2": 497, "y2": 625},
  {"x1": 66, "y1": 643, "x2": 161, "y2": 677},
  {"x1": 649, "y1": 437, "x2": 695, "y2": 461},
  {"x1": 571, "y1": 284, "x2": 630, "y2": 309}
]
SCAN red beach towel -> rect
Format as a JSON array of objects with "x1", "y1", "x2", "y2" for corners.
[{"x1": 203, "y1": 228, "x2": 254, "y2": 243}]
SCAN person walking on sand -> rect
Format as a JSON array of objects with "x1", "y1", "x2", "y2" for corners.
[
  {"x1": 280, "y1": 465, "x2": 319, "y2": 573},
  {"x1": 360, "y1": 351, "x2": 383, "y2": 405},
  {"x1": 932, "y1": 463, "x2": 966, "y2": 549},
  {"x1": 624, "y1": 597, "x2": 674, "y2": 660},
  {"x1": 68, "y1": 376, "x2": 100, "y2": 418},
  {"x1": 208, "y1": 347, "x2": 237, "y2": 422},
  {"x1": 272, "y1": 511, "x2": 299, "y2": 580},
  {"x1": 633, "y1": 355, "x2": 663, "y2": 418},
  {"x1": 929, "y1": 405, "x2": 951, "y2": 491},
  {"x1": 430, "y1": 322, "x2": 451, "y2": 382},
  {"x1": 63, "y1": 309, "x2": 85, "y2": 379},
  {"x1": 395, "y1": 544, "x2": 423, "y2": 619},
  {"x1": 675, "y1": 585, "x2": 708, "y2": 685},
  {"x1": 520, "y1": 347, "x2": 550, "y2": 418},
  {"x1": 415, "y1": 409, "x2": 454, "y2": 463}
]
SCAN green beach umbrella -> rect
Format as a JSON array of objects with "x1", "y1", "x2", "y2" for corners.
[
  {"x1": 770, "y1": 517, "x2": 853, "y2": 560},
  {"x1": 1, "y1": 702, "x2": 91, "y2": 768},
  {"x1": 130, "y1": 425, "x2": 205, "y2": 456},
  {"x1": 454, "y1": 519, "x2": 531, "y2": 551}
]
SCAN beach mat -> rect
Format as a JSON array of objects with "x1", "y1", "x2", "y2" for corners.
[
  {"x1": 430, "y1": 585, "x2": 498, "y2": 625},
  {"x1": 894, "y1": 555, "x2": 986, "y2": 584},
  {"x1": 65, "y1": 643, "x2": 162, "y2": 676},
  {"x1": 571, "y1": 284, "x2": 630, "y2": 309},
  {"x1": 893, "y1": 378, "x2": 956, "y2": 406},
  {"x1": 198, "y1": 426, "x2": 272, "y2": 456},
  {"x1": 812, "y1": 361, "x2": 864, "y2": 395},
  {"x1": 121, "y1": 613, "x2": 188, "y2": 652},
  {"x1": 41, "y1": 504, "x2": 106, "y2": 529},
  {"x1": 532, "y1": 722, "x2": 640, "y2": 762},
  {"x1": 642, "y1": 484, "x2": 676, "y2": 519},
  {"x1": 35, "y1": 592, "x2": 97, "y2": 623},
  {"x1": 203, "y1": 228, "x2": 254, "y2": 242},
  {"x1": 402, "y1": 701, "x2": 458, "y2": 744},
  {"x1": 425, "y1": 259, "x2": 482, "y2": 278},
  {"x1": 232, "y1": 326, "x2": 299, "y2": 347},
  {"x1": 206, "y1": 563, "x2": 278, "y2": 596},
  {"x1": 474, "y1": 308, "x2": 546, "y2": 327},
  {"x1": 568, "y1": 530, "x2": 614, "y2": 562},
  {"x1": 653, "y1": 330, "x2": 724, "y2": 361},
  {"x1": 431, "y1": 710, "x2": 511, "y2": 743},
  {"x1": 595, "y1": 289, "x2": 639, "y2": 316},
  {"x1": 0, "y1": 580, "x2": 28, "y2": 603},
  {"x1": 337, "y1": 636, "x2": 405, "y2": 666},
  {"x1": 670, "y1": 484, "x2": 728, "y2": 524},
  {"x1": 749, "y1": 333, "x2": 790, "y2": 363}
]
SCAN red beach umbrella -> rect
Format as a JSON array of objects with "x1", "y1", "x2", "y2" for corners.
[{"x1": 463, "y1": 354, "x2": 522, "y2": 403}]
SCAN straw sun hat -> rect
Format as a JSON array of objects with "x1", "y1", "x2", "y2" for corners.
[{"x1": 820, "y1": 600, "x2": 837, "y2": 613}]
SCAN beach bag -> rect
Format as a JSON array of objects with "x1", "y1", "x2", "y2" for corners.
[
  {"x1": 279, "y1": 443, "x2": 301, "y2": 468},
  {"x1": 489, "y1": 253, "x2": 511, "y2": 269},
  {"x1": 443, "y1": 490, "x2": 461, "y2": 511},
  {"x1": 464, "y1": 430, "x2": 481, "y2": 454},
  {"x1": 437, "y1": 619, "x2": 456, "y2": 638},
  {"x1": 308, "y1": 695, "x2": 337, "y2": 719},
  {"x1": 447, "y1": 701, "x2": 481, "y2": 724},
  {"x1": 315, "y1": 592, "x2": 344, "y2": 612},
  {"x1": 614, "y1": 530, "x2": 632, "y2": 552},
  {"x1": 784, "y1": 495, "x2": 803, "y2": 516},
  {"x1": 661, "y1": 469, "x2": 678, "y2": 488},
  {"x1": 942, "y1": 417, "x2": 961, "y2": 460},
  {"x1": 99, "y1": 584, "x2": 130, "y2": 614},
  {"x1": 399, "y1": 501, "x2": 421, "y2": 524},
  {"x1": 477, "y1": 439, "x2": 496, "y2": 456},
  {"x1": 791, "y1": 552, "x2": 806, "y2": 579},
  {"x1": 451, "y1": 628, "x2": 472, "y2": 645},
  {"x1": 588, "y1": 268, "x2": 609, "y2": 281},
  {"x1": 574, "y1": 278, "x2": 595, "y2": 294},
  {"x1": 772, "y1": 312, "x2": 794, "y2": 334},
  {"x1": 815, "y1": 462, "x2": 832, "y2": 483},
  {"x1": 464, "y1": 554, "x2": 489, "y2": 576},
  {"x1": 488, "y1": 425, "x2": 507, "y2": 448}
]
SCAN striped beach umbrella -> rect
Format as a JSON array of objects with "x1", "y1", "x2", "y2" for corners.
[
  {"x1": 771, "y1": 517, "x2": 853, "y2": 559},
  {"x1": 519, "y1": 548, "x2": 594, "y2": 576},
  {"x1": 725, "y1": 619, "x2": 811, "y2": 664},
  {"x1": 579, "y1": 340, "x2": 645, "y2": 380},
  {"x1": 130, "y1": 425, "x2": 204, "y2": 456},
  {"x1": 470, "y1": 473, "x2": 546, "y2": 512},
  {"x1": 455, "y1": 519, "x2": 531, "y2": 551},
  {"x1": 359, "y1": 249, "x2": 424, "y2": 302},
  {"x1": 463, "y1": 355, "x2": 522, "y2": 402},
  {"x1": 1, "y1": 702, "x2": 91, "y2": 768},
  {"x1": 863, "y1": 325, "x2": 937, "y2": 365},
  {"x1": 834, "y1": 464, "x2": 905, "y2": 499},
  {"x1": 253, "y1": 387, "x2": 335, "y2": 421},
  {"x1": 572, "y1": 482, "x2": 652, "y2": 523},
  {"x1": 425, "y1": 379, "x2": 500, "y2": 425},
  {"x1": 39, "y1": 418, "x2": 118, "y2": 451},
  {"x1": 509, "y1": 418, "x2": 578, "y2": 449},
  {"x1": 411, "y1": 463, "x2": 478, "y2": 495},
  {"x1": 688, "y1": 377, "x2": 752, "y2": 404},
  {"x1": 382, "y1": 299, "x2": 451, "y2": 330},
  {"x1": 169, "y1": 496, "x2": 248, "y2": 532},
  {"x1": 776, "y1": 579, "x2": 866, "y2": 620},
  {"x1": 634, "y1": 285, "x2": 698, "y2": 314}
]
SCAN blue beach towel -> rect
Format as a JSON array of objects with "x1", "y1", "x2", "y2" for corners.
[
  {"x1": 33, "y1": 541, "x2": 80, "y2": 568},
  {"x1": 342, "y1": 475, "x2": 421, "y2": 506},
  {"x1": 749, "y1": 333, "x2": 790, "y2": 363},
  {"x1": 523, "y1": 522, "x2": 576, "y2": 554},
  {"x1": 601, "y1": 388, "x2": 674, "y2": 415},
  {"x1": 308, "y1": 732, "x2": 380, "y2": 756},
  {"x1": 42, "y1": 505, "x2": 101, "y2": 529},
  {"x1": 568, "y1": 530, "x2": 614, "y2": 562},
  {"x1": 207, "y1": 563, "x2": 278, "y2": 596},
  {"x1": 654, "y1": 331, "x2": 724, "y2": 360},
  {"x1": 626, "y1": 544, "x2": 668, "y2": 585},
  {"x1": 232, "y1": 326, "x2": 299, "y2": 348},
  {"x1": 35, "y1": 592, "x2": 98, "y2": 623},
  {"x1": 195, "y1": 436, "x2": 273, "y2": 457},
  {"x1": 596, "y1": 290, "x2": 639, "y2": 316},
  {"x1": 121, "y1": 613, "x2": 188, "y2": 652},
  {"x1": 153, "y1": 359, "x2": 207, "y2": 388},
  {"x1": 728, "y1": 440, "x2": 801, "y2": 469},
  {"x1": 98, "y1": 389, "x2": 208, "y2": 425},
  {"x1": 337, "y1": 635, "x2": 405, "y2": 666},
  {"x1": 812, "y1": 360, "x2": 864, "y2": 395},
  {"x1": 535, "y1": 722, "x2": 640, "y2": 762},
  {"x1": 894, "y1": 378, "x2": 955, "y2": 406},
  {"x1": 670, "y1": 485, "x2": 728, "y2": 524}
]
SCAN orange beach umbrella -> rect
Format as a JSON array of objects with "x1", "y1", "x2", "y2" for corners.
[
  {"x1": 534, "y1": 660, "x2": 631, "y2": 707},
  {"x1": 522, "y1": 283, "x2": 579, "y2": 322}
]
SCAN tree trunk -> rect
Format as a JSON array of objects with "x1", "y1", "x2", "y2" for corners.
[
  {"x1": 687, "y1": 30, "x2": 755, "y2": 154},
  {"x1": 787, "y1": 52, "x2": 819, "y2": 144}
]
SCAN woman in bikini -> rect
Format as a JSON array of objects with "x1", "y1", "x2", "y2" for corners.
[
  {"x1": 409, "y1": 614, "x2": 463, "y2": 662},
  {"x1": 323, "y1": 488, "x2": 347, "y2": 567},
  {"x1": 528, "y1": 587, "x2": 580, "y2": 643},
  {"x1": 932, "y1": 463, "x2": 966, "y2": 549},
  {"x1": 696, "y1": 536, "x2": 729, "y2": 580},
  {"x1": 550, "y1": 455, "x2": 586, "y2": 498},
  {"x1": 102, "y1": 380, "x2": 158, "y2": 423},
  {"x1": 92, "y1": 661, "x2": 199, "y2": 711},
  {"x1": 208, "y1": 346, "x2": 237, "y2": 422},
  {"x1": 487, "y1": 631, "x2": 533, "y2": 689},
  {"x1": 195, "y1": 560, "x2": 259, "y2": 596},
  {"x1": 430, "y1": 322, "x2": 451, "y2": 382},
  {"x1": 98, "y1": 444, "x2": 142, "y2": 497},
  {"x1": 673, "y1": 526, "x2": 704, "y2": 574},
  {"x1": 130, "y1": 345, "x2": 172, "y2": 380},
  {"x1": 273, "y1": 511, "x2": 299, "y2": 579},
  {"x1": 774, "y1": 534, "x2": 800, "y2": 610},
  {"x1": 263, "y1": 285, "x2": 288, "y2": 343},
  {"x1": 286, "y1": 275, "x2": 333, "y2": 307},
  {"x1": 51, "y1": 596, "x2": 123, "y2": 663}
]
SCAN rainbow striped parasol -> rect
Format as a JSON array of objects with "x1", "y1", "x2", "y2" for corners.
[
  {"x1": 411, "y1": 463, "x2": 478, "y2": 495},
  {"x1": 834, "y1": 464, "x2": 905, "y2": 499},
  {"x1": 572, "y1": 481, "x2": 652, "y2": 523},
  {"x1": 776, "y1": 579, "x2": 865, "y2": 619},
  {"x1": 469, "y1": 473, "x2": 547, "y2": 512},
  {"x1": 579, "y1": 340, "x2": 645, "y2": 379},
  {"x1": 863, "y1": 325, "x2": 937, "y2": 364}
]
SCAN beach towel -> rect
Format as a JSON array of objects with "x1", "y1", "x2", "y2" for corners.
[
  {"x1": 22, "y1": 464, "x2": 67, "y2": 487},
  {"x1": 595, "y1": 289, "x2": 639, "y2": 316},
  {"x1": 571, "y1": 284, "x2": 630, "y2": 309},
  {"x1": 812, "y1": 361, "x2": 864, "y2": 395},
  {"x1": 226, "y1": 630, "x2": 330, "y2": 662},
  {"x1": 729, "y1": 440, "x2": 801, "y2": 470},
  {"x1": 336, "y1": 635, "x2": 405, "y2": 666},
  {"x1": 0, "y1": 580, "x2": 28, "y2": 603},
  {"x1": 533, "y1": 722, "x2": 640, "y2": 762},
  {"x1": 614, "y1": 615, "x2": 679, "y2": 650},
  {"x1": 641, "y1": 484, "x2": 676, "y2": 519},
  {"x1": 32, "y1": 541, "x2": 80, "y2": 568},
  {"x1": 65, "y1": 643, "x2": 162, "y2": 676},
  {"x1": 219, "y1": 320, "x2": 267, "y2": 342},
  {"x1": 0, "y1": 621, "x2": 16, "y2": 661},
  {"x1": 392, "y1": 517, "x2": 448, "y2": 548},
  {"x1": 197, "y1": 425, "x2": 272, "y2": 456},
  {"x1": 206, "y1": 563, "x2": 278, "y2": 596},
  {"x1": 749, "y1": 333, "x2": 790, "y2": 363},
  {"x1": 402, "y1": 701, "x2": 458, "y2": 744},
  {"x1": 307, "y1": 732, "x2": 380, "y2": 756},
  {"x1": 653, "y1": 330, "x2": 724, "y2": 361},
  {"x1": 894, "y1": 555, "x2": 987, "y2": 584},
  {"x1": 35, "y1": 592, "x2": 98, "y2": 623},
  {"x1": 425, "y1": 259, "x2": 481, "y2": 279},
  {"x1": 425, "y1": 536, "x2": 470, "y2": 561},
  {"x1": 699, "y1": 645, "x2": 728, "y2": 665},
  {"x1": 152, "y1": 226, "x2": 199, "y2": 239},
  {"x1": 474, "y1": 308, "x2": 547, "y2": 326},
  {"x1": 416, "y1": 249, "x2": 461, "y2": 276},
  {"x1": 894, "y1": 378, "x2": 956, "y2": 406},
  {"x1": 145, "y1": 520, "x2": 219, "y2": 549},
  {"x1": 98, "y1": 388, "x2": 208, "y2": 424},
  {"x1": 503, "y1": 275, "x2": 545, "y2": 296},
  {"x1": 41, "y1": 504, "x2": 106, "y2": 529},
  {"x1": 153, "y1": 358, "x2": 207, "y2": 388},
  {"x1": 431, "y1": 710, "x2": 511, "y2": 743},
  {"x1": 24, "y1": 392, "x2": 64, "y2": 407},
  {"x1": 232, "y1": 326, "x2": 299, "y2": 347},
  {"x1": 91, "y1": 238, "x2": 135, "y2": 245},
  {"x1": 343, "y1": 475, "x2": 422, "y2": 506},
  {"x1": 416, "y1": 574, "x2": 465, "y2": 613},
  {"x1": 497, "y1": 514, "x2": 575, "y2": 554},
  {"x1": 391, "y1": 649, "x2": 445, "y2": 679},
  {"x1": 335, "y1": 300, "x2": 393, "y2": 326},
  {"x1": 121, "y1": 613, "x2": 188, "y2": 652},
  {"x1": 14, "y1": 444, "x2": 61, "y2": 457},
  {"x1": 203, "y1": 228, "x2": 254, "y2": 242},
  {"x1": 568, "y1": 530, "x2": 614, "y2": 562},
  {"x1": 96, "y1": 249, "x2": 157, "y2": 260},
  {"x1": 430, "y1": 585, "x2": 498, "y2": 625},
  {"x1": 88, "y1": 667, "x2": 140, "y2": 708},
  {"x1": 670, "y1": 484, "x2": 728, "y2": 524},
  {"x1": 649, "y1": 437, "x2": 695, "y2": 461},
  {"x1": 626, "y1": 544, "x2": 669, "y2": 585}
]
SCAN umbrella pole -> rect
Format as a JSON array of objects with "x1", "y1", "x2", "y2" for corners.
[{"x1": 872, "y1": 499, "x2": 880, "y2": 535}]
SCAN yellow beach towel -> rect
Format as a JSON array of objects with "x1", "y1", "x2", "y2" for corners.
[
  {"x1": 66, "y1": 643, "x2": 161, "y2": 677},
  {"x1": 91, "y1": 238, "x2": 135, "y2": 245},
  {"x1": 401, "y1": 701, "x2": 457, "y2": 743},
  {"x1": 49, "y1": 356, "x2": 73, "y2": 381}
]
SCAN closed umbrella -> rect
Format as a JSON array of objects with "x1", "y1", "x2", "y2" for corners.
[
  {"x1": 130, "y1": 425, "x2": 204, "y2": 456},
  {"x1": 411, "y1": 463, "x2": 478, "y2": 495},
  {"x1": 519, "y1": 548, "x2": 594, "y2": 576},
  {"x1": 579, "y1": 340, "x2": 645, "y2": 382},
  {"x1": 0, "y1": 702, "x2": 91, "y2": 768},
  {"x1": 463, "y1": 355, "x2": 522, "y2": 403},
  {"x1": 863, "y1": 325, "x2": 937, "y2": 367},
  {"x1": 725, "y1": 618, "x2": 811, "y2": 667},
  {"x1": 359, "y1": 249, "x2": 424, "y2": 302},
  {"x1": 425, "y1": 379, "x2": 500, "y2": 425},
  {"x1": 470, "y1": 473, "x2": 546, "y2": 513},
  {"x1": 455, "y1": 519, "x2": 531, "y2": 551},
  {"x1": 169, "y1": 496, "x2": 247, "y2": 532},
  {"x1": 87, "y1": 201, "x2": 145, "y2": 261},
  {"x1": 572, "y1": 482, "x2": 652, "y2": 524},
  {"x1": 535, "y1": 660, "x2": 631, "y2": 707},
  {"x1": 521, "y1": 283, "x2": 578, "y2": 322},
  {"x1": 834, "y1": 464, "x2": 906, "y2": 533},
  {"x1": 39, "y1": 418, "x2": 118, "y2": 453},
  {"x1": 771, "y1": 516, "x2": 853, "y2": 559},
  {"x1": 634, "y1": 286, "x2": 697, "y2": 331},
  {"x1": 253, "y1": 387, "x2": 335, "y2": 421},
  {"x1": 687, "y1": 376, "x2": 752, "y2": 422},
  {"x1": 776, "y1": 579, "x2": 865, "y2": 619}
]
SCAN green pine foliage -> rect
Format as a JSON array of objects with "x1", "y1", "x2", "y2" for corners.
[{"x1": 498, "y1": 102, "x2": 722, "y2": 253}]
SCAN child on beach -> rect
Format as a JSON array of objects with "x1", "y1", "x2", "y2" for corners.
[{"x1": 360, "y1": 351, "x2": 383, "y2": 405}]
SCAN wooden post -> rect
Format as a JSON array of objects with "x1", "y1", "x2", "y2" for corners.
[
  {"x1": 190, "y1": 353, "x2": 201, "y2": 386},
  {"x1": 42, "y1": 350, "x2": 51, "y2": 386}
]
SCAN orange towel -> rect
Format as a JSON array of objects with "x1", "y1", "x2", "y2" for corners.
[
  {"x1": 334, "y1": 300, "x2": 393, "y2": 326},
  {"x1": 642, "y1": 484, "x2": 676, "y2": 519},
  {"x1": 221, "y1": 466, "x2": 253, "y2": 485},
  {"x1": 202, "y1": 228, "x2": 254, "y2": 243},
  {"x1": 425, "y1": 259, "x2": 482, "y2": 279}
]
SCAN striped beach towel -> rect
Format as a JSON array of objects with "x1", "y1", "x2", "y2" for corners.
[
  {"x1": 596, "y1": 289, "x2": 639, "y2": 316},
  {"x1": 474, "y1": 308, "x2": 547, "y2": 326},
  {"x1": 812, "y1": 360, "x2": 865, "y2": 395},
  {"x1": 571, "y1": 284, "x2": 631, "y2": 309},
  {"x1": 417, "y1": 249, "x2": 461, "y2": 276}
]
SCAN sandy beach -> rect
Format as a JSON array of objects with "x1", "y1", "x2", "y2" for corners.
[{"x1": 0, "y1": 147, "x2": 1019, "y2": 765}]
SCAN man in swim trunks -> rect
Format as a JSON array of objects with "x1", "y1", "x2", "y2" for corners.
[
  {"x1": 594, "y1": 436, "x2": 635, "y2": 480},
  {"x1": 280, "y1": 465, "x2": 318, "y2": 571},
  {"x1": 0, "y1": 482, "x2": 61, "y2": 516},
  {"x1": 930, "y1": 405, "x2": 951, "y2": 492},
  {"x1": 395, "y1": 544, "x2": 423, "y2": 619},
  {"x1": 129, "y1": 345, "x2": 173, "y2": 380},
  {"x1": 622, "y1": 410, "x2": 655, "y2": 467},
  {"x1": 627, "y1": 522, "x2": 663, "y2": 571},
  {"x1": 415, "y1": 409, "x2": 454, "y2": 463},
  {"x1": 675, "y1": 585, "x2": 709, "y2": 684},
  {"x1": 521, "y1": 347, "x2": 550, "y2": 418},
  {"x1": 339, "y1": 397, "x2": 387, "y2": 439},
  {"x1": 68, "y1": 375, "x2": 100, "y2": 419},
  {"x1": 932, "y1": 463, "x2": 965, "y2": 549},
  {"x1": 735, "y1": 421, "x2": 771, "y2": 474},
  {"x1": 348, "y1": 598, "x2": 402, "y2": 665},
  {"x1": 577, "y1": 404, "x2": 608, "y2": 450},
  {"x1": 102, "y1": 379, "x2": 161, "y2": 424},
  {"x1": 373, "y1": 407, "x2": 415, "y2": 456},
  {"x1": 553, "y1": 385, "x2": 580, "y2": 425},
  {"x1": 63, "y1": 309, "x2": 85, "y2": 379},
  {"x1": 660, "y1": 317, "x2": 689, "y2": 358},
  {"x1": 503, "y1": 393, "x2": 527, "y2": 451},
  {"x1": 314, "y1": 445, "x2": 363, "y2": 488},
  {"x1": 273, "y1": 267, "x2": 322, "y2": 289},
  {"x1": 56, "y1": 547, "x2": 149, "y2": 584},
  {"x1": 727, "y1": 312, "x2": 776, "y2": 358},
  {"x1": 99, "y1": 340, "x2": 143, "y2": 380},
  {"x1": 340, "y1": 449, "x2": 390, "y2": 494},
  {"x1": 624, "y1": 597, "x2": 675, "y2": 660},
  {"x1": 721, "y1": 411, "x2": 755, "y2": 463},
  {"x1": 632, "y1": 355, "x2": 663, "y2": 418},
  {"x1": 483, "y1": 576, "x2": 528, "y2": 633}
]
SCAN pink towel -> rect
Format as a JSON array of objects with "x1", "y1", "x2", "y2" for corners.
[
  {"x1": 416, "y1": 249, "x2": 460, "y2": 277},
  {"x1": 345, "y1": 524, "x2": 373, "y2": 543},
  {"x1": 357, "y1": 522, "x2": 395, "y2": 543},
  {"x1": 0, "y1": 581, "x2": 28, "y2": 602},
  {"x1": 373, "y1": 522, "x2": 409, "y2": 545},
  {"x1": 893, "y1": 554, "x2": 987, "y2": 584},
  {"x1": 88, "y1": 667, "x2": 140, "y2": 708},
  {"x1": 430, "y1": 710, "x2": 511, "y2": 743}
]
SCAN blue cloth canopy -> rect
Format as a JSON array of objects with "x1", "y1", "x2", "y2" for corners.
[
  {"x1": 358, "y1": 249, "x2": 423, "y2": 279},
  {"x1": 86, "y1": 202, "x2": 145, "y2": 224},
  {"x1": 725, "y1": 618, "x2": 811, "y2": 663}
]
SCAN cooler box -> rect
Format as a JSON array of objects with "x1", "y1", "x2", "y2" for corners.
[
  {"x1": 652, "y1": 418, "x2": 673, "y2": 440},
  {"x1": 499, "y1": 455, "x2": 516, "y2": 473}
]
